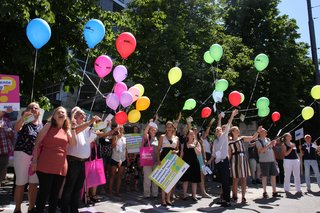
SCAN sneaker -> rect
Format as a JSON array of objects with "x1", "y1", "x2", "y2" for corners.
[
  {"x1": 272, "y1": 192, "x2": 282, "y2": 198},
  {"x1": 263, "y1": 192, "x2": 269, "y2": 198}
]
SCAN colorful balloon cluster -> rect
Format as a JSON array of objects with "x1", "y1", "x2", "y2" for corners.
[{"x1": 256, "y1": 97, "x2": 270, "y2": 117}]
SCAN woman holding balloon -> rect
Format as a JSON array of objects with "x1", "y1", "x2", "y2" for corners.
[
  {"x1": 157, "y1": 121, "x2": 179, "y2": 206},
  {"x1": 228, "y1": 125, "x2": 262, "y2": 203}
]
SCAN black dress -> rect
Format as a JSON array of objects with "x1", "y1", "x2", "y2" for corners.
[{"x1": 180, "y1": 143, "x2": 201, "y2": 183}]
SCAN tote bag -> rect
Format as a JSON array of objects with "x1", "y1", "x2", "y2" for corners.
[
  {"x1": 140, "y1": 137, "x2": 154, "y2": 166},
  {"x1": 85, "y1": 143, "x2": 106, "y2": 188}
]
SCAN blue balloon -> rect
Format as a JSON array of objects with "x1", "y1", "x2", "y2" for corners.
[
  {"x1": 84, "y1": 19, "x2": 105, "y2": 48},
  {"x1": 26, "y1": 18, "x2": 51, "y2": 49}
]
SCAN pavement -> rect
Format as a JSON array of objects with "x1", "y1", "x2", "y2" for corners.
[{"x1": 1, "y1": 173, "x2": 320, "y2": 213}]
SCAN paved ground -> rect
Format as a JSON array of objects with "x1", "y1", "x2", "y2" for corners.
[{"x1": 1, "y1": 173, "x2": 320, "y2": 213}]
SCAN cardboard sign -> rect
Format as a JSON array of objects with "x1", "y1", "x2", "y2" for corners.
[
  {"x1": 295, "y1": 128, "x2": 304, "y2": 141},
  {"x1": 0, "y1": 74, "x2": 20, "y2": 111}
]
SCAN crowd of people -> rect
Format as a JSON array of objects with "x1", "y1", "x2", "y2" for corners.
[{"x1": 1, "y1": 104, "x2": 320, "y2": 212}]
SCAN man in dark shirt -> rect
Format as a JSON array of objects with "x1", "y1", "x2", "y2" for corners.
[{"x1": 300, "y1": 134, "x2": 320, "y2": 191}]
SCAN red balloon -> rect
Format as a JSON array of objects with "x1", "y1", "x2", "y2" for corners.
[
  {"x1": 115, "y1": 111, "x2": 128, "y2": 125},
  {"x1": 201, "y1": 107, "x2": 212, "y2": 118},
  {"x1": 116, "y1": 32, "x2": 136, "y2": 59},
  {"x1": 271, "y1": 111, "x2": 281, "y2": 122},
  {"x1": 228, "y1": 91, "x2": 242, "y2": 107}
]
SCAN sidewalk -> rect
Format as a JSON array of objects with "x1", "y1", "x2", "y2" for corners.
[{"x1": 1, "y1": 173, "x2": 320, "y2": 213}]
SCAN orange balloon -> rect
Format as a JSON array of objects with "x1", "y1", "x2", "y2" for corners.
[{"x1": 136, "y1": 96, "x2": 150, "y2": 111}]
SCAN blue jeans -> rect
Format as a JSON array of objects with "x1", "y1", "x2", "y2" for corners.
[
  {"x1": 60, "y1": 157, "x2": 86, "y2": 213},
  {"x1": 304, "y1": 159, "x2": 320, "y2": 189}
]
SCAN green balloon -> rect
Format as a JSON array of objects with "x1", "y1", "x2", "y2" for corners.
[
  {"x1": 209, "y1": 44, "x2": 223, "y2": 62},
  {"x1": 203, "y1": 51, "x2": 214, "y2": 64},
  {"x1": 183, "y1": 98, "x2": 196, "y2": 110},
  {"x1": 311, "y1": 85, "x2": 320, "y2": 100},
  {"x1": 301, "y1": 106, "x2": 314, "y2": 120},
  {"x1": 258, "y1": 107, "x2": 270, "y2": 117},
  {"x1": 240, "y1": 92, "x2": 245, "y2": 103},
  {"x1": 256, "y1": 97, "x2": 270, "y2": 109},
  {"x1": 254, "y1": 53, "x2": 269, "y2": 72},
  {"x1": 215, "y1": 79, "x2": 229, "y2": 92}
]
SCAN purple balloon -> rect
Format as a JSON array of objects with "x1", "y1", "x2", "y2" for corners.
[
  {"x1": 113, "y1": 65, "x2": 128, "y2": 82},
  {"x1": 120, "y1": 91, "x2": 133, "y2": 108},
  {"x1": 106, "y1": 93, "x2": 119, "y2": 110},
  {"x1": 114, "y1": 82, "x2": 128, "y2": 99}
]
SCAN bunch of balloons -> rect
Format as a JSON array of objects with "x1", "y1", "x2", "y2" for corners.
[
  {"x1": 203, "y1": 44, "x2": 223, "y2": 64},
  {"x1": 254, "y1": 53, "x2": 269, "y2": 72},
  {"x1": 256, "y1": 97, "x2": 270, "y2": 117}
]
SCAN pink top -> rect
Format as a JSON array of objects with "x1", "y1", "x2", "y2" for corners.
[{"x1": 37, "y1": 127, "x2": 69, "y2": 176}]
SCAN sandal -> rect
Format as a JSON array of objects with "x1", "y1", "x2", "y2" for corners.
[
  {"x1": 263, "y1": 192, "x2": 269, "y2": 199},
  {"x1": 241, "y1": 197, "x2": 247, "y2": 203}
]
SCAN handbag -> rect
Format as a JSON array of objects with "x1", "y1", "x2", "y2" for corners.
[
  {"x1": 85, "y1": 143, "x2": 106, "y2": 188},
  {"x1": 140, "y1": 137, "x2": 154, "y2": 166}
]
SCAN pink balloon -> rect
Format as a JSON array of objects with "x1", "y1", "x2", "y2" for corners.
[
  {"x1": 106, "y1": 93, "x2": 119, "y2": 110},
  {"x1": 114, "y1": 82, "x2": 128, "y2": 99},
  {"x1": 113, "y1": 65, "x2": 128, "y2": 82},
  {"x1": 120, "y1": 91, "x2": 133, "y2": 108},
  {"x1": 94, "y1": 55, "x2": 113, "y2": 78},
  {"x1": 128, "y1": 86, "x2": 140, "y2": 102}
]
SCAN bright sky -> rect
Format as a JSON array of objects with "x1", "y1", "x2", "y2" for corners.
[{"x1": 278, "y1": 0, "x2": 320, "y2": 50}]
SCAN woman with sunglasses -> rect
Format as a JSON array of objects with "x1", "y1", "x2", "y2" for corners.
[
  {"x1": 13, "y1": 102, "x2": 42, "y2": 213},
  {"x1": 157, "y1": 121, "x2": 179, "y2": 206}
]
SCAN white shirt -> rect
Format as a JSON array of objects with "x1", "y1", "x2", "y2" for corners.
[
  {"x1": 212, "y1": 124, "x2": 230, "y2": 163},
  {"x1": 203, "y1": 138, "x2": 211, "y2": 154},
  {"x1": 67, "y1": 127, "x2": 97, "y2": 159}
]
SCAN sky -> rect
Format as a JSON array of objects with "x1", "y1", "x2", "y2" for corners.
[{"x1": 278, "y1": 0, "x2": 320, "y2": 51}]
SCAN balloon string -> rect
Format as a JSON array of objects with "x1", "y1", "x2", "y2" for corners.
[
  {"x1": 215, "y1": 62, "x2": 219, "y2": 80},
  {"x1": 285, "y1": 120, "x2": 305, "y2": 135},
  {"x1": 89, "y1": 78, "x2": 102, "y2": 113},
  {"x1": 244, "y1": 72, "x2": 260, "y2": 118},
  {"x1": 155, "y1": 85, "x2": 171, "y2": 115},
  {"x1": 267, "y1": 122, "x2": 274, "y2": 132},
  {"x1": 280, "y1": 100, "x2": 316, "y2": 132},
  {"x1": 30, "y1": 49, "x2": 38, "y2": 101},
  {"x1": 225, "y1": 107, "x2": 258, "y2": 114},
  {"x1": 211, "y1": 65, "x2": 216, "y2": 83},
  {"x1": 191, "y1": 94, "x2": 212, "y2": 117},
  {"x1": 82, "y1": 71, "x2": 105, "y2": 98},
  {"x1": 75, "y1": 51, "x2": 90, "y2": 105}
]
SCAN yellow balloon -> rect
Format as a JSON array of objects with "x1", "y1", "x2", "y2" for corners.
[
  {"x1": 134, "y1": 84, "x2": 144, "y2": 97},
  {"x1": 136, "y1": 96, "x2": 150, "y2": 111},
  {"x1": 301, "y1": 106, "x2": 314, "y2": 120},
  {"x1": 311, "y1": 85, "x2": 320, "y2": 100},
  {"x1": 128, "y1": 109, "x2": 141, "y2": 123},
  {"x1": 168, "y1": 67, "x2": 182, "y2": 85}
]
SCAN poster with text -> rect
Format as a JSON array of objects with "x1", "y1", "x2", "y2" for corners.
[
  {"x1": 125, "y1": 133, "x2": 142, "y2": 153},
  {"x1": 0, "y1": 74, "x2": 20, "y2": 111},
  {"x1": 149, "y1": 152, "x2": 189, "y2": 193}
]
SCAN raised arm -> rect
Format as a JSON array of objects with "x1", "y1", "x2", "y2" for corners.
[
  {"x1": 14, "y1": 111, "x2": 33, "y2": 132},
  {"x1": 242, "y1": 126, "x2": 263, "y2": 142},
  {"x1": 226, "y1": 109, "x2": 238, "y2": 127},
  {"x1": 74, "y1": 115, "x2": 101, "y2": 134},
  {"x1": 203, "y1": 117, "x2": 215, "y2": 139},
  {"x1": 173, "y1": 112, "x2": 182, "y2": 130}
]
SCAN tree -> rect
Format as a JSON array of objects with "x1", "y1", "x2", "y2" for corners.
[
  {"x1": 122, "y1": 0, "x2": 253, "y2": 123},
  {"x1": 221, "y1": 0, "x2": 315, "y2": 136}
]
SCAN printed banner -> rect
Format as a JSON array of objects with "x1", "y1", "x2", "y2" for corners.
[
  {"x1": 125, "y1": 133, "x2": 142, "y2": 153},
  {"x1": 149, "y1": 152, "x2": 189, "y2": 193},
  {"x1": 0, "y1": 74, "x2": 20, "y2": 111}
]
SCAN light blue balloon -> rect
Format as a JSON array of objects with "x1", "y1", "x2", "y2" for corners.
[
  {"x1": 26, "y1": 18, "x2": 51, "y2": 49},
  {"x1": 84, "y1": 19, "x2": 105, "y2": 48},
  {"x1": 212, "y1": 90, "x2": 224, "y2": 103}
]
